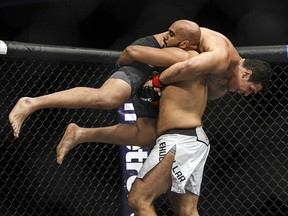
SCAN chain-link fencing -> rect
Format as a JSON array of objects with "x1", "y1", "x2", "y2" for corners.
[{"x1": 0, "y1": 42, "x2": 287, "y2": 216}]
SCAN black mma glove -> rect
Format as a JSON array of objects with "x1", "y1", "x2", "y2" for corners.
[{"x1": 139, "y1": 85, "x2": 161, "y2": 105}]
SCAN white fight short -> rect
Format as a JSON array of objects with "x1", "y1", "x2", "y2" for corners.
[{"x1": 137, "y1": 126, "x2": 210, "y2": 195}]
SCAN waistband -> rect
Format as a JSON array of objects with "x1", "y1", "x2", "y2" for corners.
[{"x1": 162, "y1": 127, "x2": 199, "y2": 136}]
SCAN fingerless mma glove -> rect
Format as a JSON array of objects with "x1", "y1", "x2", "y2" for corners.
[{"x1": 139, "y1": 86, "x2": 161, "y2": 105}]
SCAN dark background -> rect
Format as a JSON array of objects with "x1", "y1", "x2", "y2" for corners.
[
  {"x1": 0, "y1": 1, "x2": 287, "y2": 215},
  {"x1": 0, "y1": 0, "x2": 287, "y2": 51}
]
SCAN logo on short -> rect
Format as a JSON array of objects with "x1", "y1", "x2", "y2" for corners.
[
  {"x1": 172, "y1": 162, "x2": 186, "y2": 182},
  {"x1": 159, "y1": 142, "x2": 166, "y2": 161}
]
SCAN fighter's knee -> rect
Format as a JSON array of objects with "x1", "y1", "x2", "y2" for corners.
[
  {"x1": 128, "y1": 179, "x2": 148, "y2": 210},
  {"x1": 128, "y1": 191, "x2": 151, "y2": 213},
  {"x1": 134, "y1": 122, "x2": 157, "y2": 147},
  {"x1": 136, "y1": 135, "x2": 157, "y2": 147},
  {"x1": 128, "y1": 190, "x2": 143, "y2": 210},
  {"x1": 127, "y1": 192, "x2": 137, "y2": 209}
]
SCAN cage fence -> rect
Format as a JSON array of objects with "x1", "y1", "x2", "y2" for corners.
[{"x1": 0, "y1": 41, "x2": 287, "y2": 216}]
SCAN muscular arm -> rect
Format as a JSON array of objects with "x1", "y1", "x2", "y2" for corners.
[
  {"x1": 158, "y1": 49, "x2": 230, "y2": 85},
  {"x1": 119, "y1": 45, "x2": 197, "y2": 67}
]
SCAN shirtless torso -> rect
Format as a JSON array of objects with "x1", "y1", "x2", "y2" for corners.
[{"x1": 156, "y1": 74, "x2": 208, "y2": 135}]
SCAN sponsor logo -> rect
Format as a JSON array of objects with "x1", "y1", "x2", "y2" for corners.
[
  {"x1": 125, "y1": 146, "x2": 149, "y2": 191},
  {"x1": 172, "y1": 162, "x2": 186, "y2": 182},
  {"x1": 159, "y1": 142, "x2": 166, "y2": 161}
]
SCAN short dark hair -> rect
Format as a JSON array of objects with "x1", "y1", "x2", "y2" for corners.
[{"x1": 243, "y1": 59, "x2": 273, "y2": 90}]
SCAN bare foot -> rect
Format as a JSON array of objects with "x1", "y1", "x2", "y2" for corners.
[
  {"x1": 9, "y1": 97, "x2": 35, "y2": 138},
  {"x1": 56, "y1": 123, "x2": 81, "y2": 165}
]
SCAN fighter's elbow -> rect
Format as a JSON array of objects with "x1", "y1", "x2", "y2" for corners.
[
  {"x1": 127, "y1": 45, "x2": 144, "y2": 59},
  {"x1": 124, "y1": 46, "x2": 135, "y2": 58},
  {"x1": 119, "y1": 46, "x2": 137, "y2": 65}
]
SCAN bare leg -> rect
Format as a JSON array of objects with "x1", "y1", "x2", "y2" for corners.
[
  {"x1": 128, "y1": 151, "x2": 175, "y2": 216},
  {"x1": 56, "y1": 118, "x2": 157, "y2": 164},
  {"x1": 9, "y1": 78, "x2": 131, "y2": 138},
  {"x1": 169, "y1": 191, "x2": 199, "y2": 216}
]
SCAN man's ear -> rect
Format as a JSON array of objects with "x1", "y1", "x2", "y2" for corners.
[
  {"x1": 243, "y1": 69, "x2": 252, "y2": 80},
  {"x1": 180, "y1": 40, "x2": 189, "y2": 49}
]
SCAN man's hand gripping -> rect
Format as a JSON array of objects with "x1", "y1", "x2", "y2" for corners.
[{"x1": 139, "y1": 72, "x2": 165, "y2": 105}]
